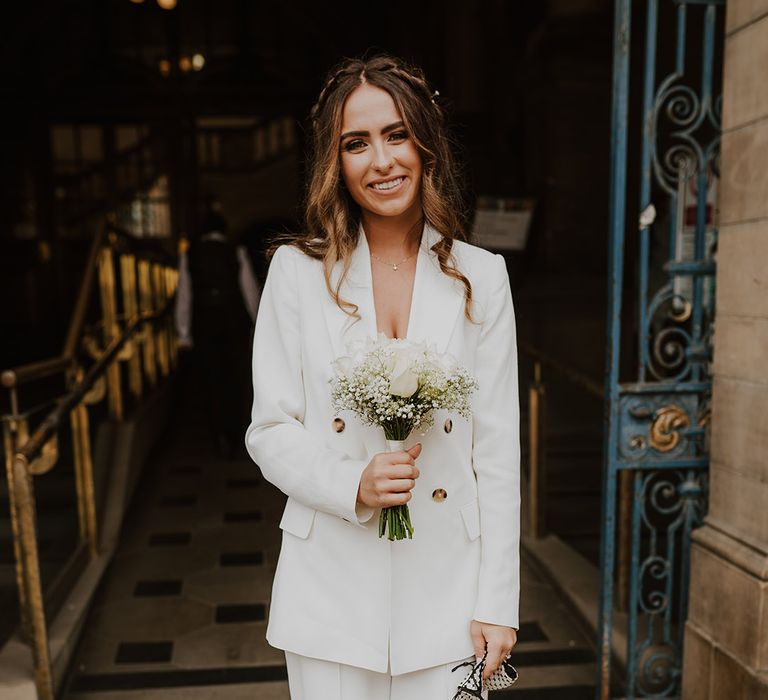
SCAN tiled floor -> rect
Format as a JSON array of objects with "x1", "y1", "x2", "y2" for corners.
[{"x1": 62, "y1": 365, "x2": 598, "y2": 699}]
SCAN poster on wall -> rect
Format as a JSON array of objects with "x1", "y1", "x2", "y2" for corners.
[{"x1": 471, "y1": 197, "x2": 535, "y2": 252}]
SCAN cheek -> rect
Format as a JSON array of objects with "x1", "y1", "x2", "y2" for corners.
[
  {"x1": 403, "y1": 145, "x2": 423, "y2": 177},
  {"x1": 407, "y1": 158, "x2": 423, "y2": 193},
  {"x1": 340, "y1": 155, "x2": 364, "y2": 189}
]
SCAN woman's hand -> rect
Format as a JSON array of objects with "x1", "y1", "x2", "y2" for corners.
[
  {"x1": 357, "y1": 443, "x2": 422, "y2": 509},
  {"x1": 470, "y1": 620, "x2": 518, "y2": 680}
]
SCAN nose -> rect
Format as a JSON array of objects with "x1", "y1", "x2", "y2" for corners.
[{"x1": 371, "y1": 142, "x2": 394, "y2": 172}]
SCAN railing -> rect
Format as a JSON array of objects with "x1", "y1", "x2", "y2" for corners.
[{"x1": 1, "y1": 223, "x2": 178, "y2": 700}]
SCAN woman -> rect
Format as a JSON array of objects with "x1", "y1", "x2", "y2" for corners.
[{"x1": 245, "y1": 54, "x2": 520, "y2": 700}]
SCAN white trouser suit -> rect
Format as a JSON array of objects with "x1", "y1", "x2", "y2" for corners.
[
  {"x1": 284, "y1": 650, "x2": 488, "y2": 700},
  {"x1": 245, "y1": 224, "x2": 520, "y2": 699}
]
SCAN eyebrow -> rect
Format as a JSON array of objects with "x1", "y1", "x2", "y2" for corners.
[{"x1": 340, "y1": 121, "x2": 405, "y2": 141}]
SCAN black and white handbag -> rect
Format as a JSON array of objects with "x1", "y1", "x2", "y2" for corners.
[{"x1": 451, "y1": 649, "x2": 518, "y2": 699}]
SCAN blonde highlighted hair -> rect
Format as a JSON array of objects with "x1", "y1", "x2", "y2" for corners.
[{"x1": 267, "y1": 53, "x2": 478, "y2": 324}]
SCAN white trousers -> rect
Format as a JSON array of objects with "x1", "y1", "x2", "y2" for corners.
[{"x1": 284, "y1": 651, "x2": 489, "y2": 700}]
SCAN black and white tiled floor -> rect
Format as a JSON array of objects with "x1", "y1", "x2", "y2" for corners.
[{"x1": 62, "y1": 366, "x2": 599, "y2": 699}]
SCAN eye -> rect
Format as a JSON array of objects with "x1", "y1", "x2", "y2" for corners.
[
  {"x1": 342, "y1": 139, "x2": 366, "y2": 153},
  {"x1": 388, "y1": 131, "x2": 408, "y2": 142}
]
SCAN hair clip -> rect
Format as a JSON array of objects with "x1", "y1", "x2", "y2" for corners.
[{"x1": 431, "y1": 89, "x2": 440, "y2": 104}]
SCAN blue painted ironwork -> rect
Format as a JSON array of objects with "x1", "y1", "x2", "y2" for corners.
[{"x1": 598, "y1": 1, "x2": 724, "y2": 697}]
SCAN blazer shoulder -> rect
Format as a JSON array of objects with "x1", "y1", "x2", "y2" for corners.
[
  {"x1": 270, "y1": 243, "x2": 318, "y2": 273},
  {"x1": 450, "y1": 239, "x2": 507, "y2": 289}
]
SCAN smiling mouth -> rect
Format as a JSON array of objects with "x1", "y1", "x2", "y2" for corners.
[{"x1": 369, "y1": 176, "x2": 405, "y2": 192}]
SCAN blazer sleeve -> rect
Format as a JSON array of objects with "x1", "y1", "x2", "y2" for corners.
[
  {"x1": 471, "y1": 253, "x2": 521, "y2": 628},
  {"x1": 244, "y1": 245, "x2": 374, "y2": 527}
]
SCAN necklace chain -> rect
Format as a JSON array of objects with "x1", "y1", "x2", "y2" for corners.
[{"x1": 369, "y1": 250, "x2": 416, "y2": 271}]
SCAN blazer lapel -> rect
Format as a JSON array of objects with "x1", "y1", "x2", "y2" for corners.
[
  {"x1": 406, "y1": 223, "x2": 465, "y2": 354},
  {"x1": 320, "y1": 222, "x2": 465, "y2": 361},
  {"x1": 319, "y1": 228, "x2": 374, "y2": 362}
]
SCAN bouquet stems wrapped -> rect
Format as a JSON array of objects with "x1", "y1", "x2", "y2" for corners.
[{"x1": 382, "y1": 438, "x2": 415, "y2": 540}]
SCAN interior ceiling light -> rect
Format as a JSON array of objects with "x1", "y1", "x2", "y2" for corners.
[
  {"x1": 192, "y1": 53, "x2": 205, "y2": 71},
  {"x1": 158, "y1": 59, "x2": 171, "y2": 77},
  {"x1": 179, "y1": 56, "x2": 192, "y2": 72},
  {"x1": 157, "y1": 0, "x2": 177, "y2": 9}
]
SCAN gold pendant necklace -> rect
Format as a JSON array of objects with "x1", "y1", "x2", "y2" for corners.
[{"x1": 370, "y1": 251, "x2": 415, "y2": 271}]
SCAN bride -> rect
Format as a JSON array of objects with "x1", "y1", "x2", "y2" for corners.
[{"x1": 245, "y1": 53, "x2": 520, "y2": 700}]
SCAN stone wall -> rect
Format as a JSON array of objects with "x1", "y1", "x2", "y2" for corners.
[{"x1": 682, "y1": 1, "x2": 768, "y2": 697}]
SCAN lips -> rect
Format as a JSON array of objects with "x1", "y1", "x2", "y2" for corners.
[{"x1": 368, "y1": 176, "x2": 406, "y2": 192}]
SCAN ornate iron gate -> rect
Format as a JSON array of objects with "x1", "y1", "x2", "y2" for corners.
[{"x1": 598, "y1": 1, "x2": 724, "y2": 697}]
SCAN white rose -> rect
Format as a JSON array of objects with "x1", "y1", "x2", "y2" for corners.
[
  {"x1": 388, "y1": 347, "x2": 421, "y2": 397},
  {"x1": 390, "y1": 367, "x2": 419, "y2": 397},
  {"x1": 437, "y1": 351, "x2": 459, "y2": 371},
  {"x1": 332, "y1": 355, "x2": 353, "y2": 377},
  {"x1": 382, "y1": 353, "x2": 397, "y2": 374}
]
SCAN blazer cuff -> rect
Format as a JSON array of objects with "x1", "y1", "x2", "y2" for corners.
[
  {"x1": 340, "y1": 461, "x2": 374, "y2": 528},
  {"x1": 471, "y1": 608, "x2": 519, "y2": 630},
  {"x1": 354, "y1": 503, "x2": 376, "y2": 525}
]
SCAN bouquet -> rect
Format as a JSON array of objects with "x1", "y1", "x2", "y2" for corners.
[{"x1": 329, "y1": 332, "x2": 479, "y2": 541}]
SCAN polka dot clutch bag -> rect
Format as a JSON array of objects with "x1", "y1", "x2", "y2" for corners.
[{"x1": 451, "y1": 649, "x2": 518, "y2": 699}]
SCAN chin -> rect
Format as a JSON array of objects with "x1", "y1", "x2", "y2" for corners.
[{"x1": 364, "y1": 196, "x2": 420, "y2": 219}]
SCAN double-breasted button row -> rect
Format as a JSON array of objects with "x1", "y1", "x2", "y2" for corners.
[
  {"x1": 333, "y1": 415, "x2": 448, "y2": 502},
  {"x1": 333, "y1": 416, "x2": 453, "y2": 434}
]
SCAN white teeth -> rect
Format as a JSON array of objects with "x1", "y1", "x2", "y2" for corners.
[{"x1": 371, "y1": 177, "x2": 404, "y2": 191}]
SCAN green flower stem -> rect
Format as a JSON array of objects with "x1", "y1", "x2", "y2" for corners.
[
  {"x1": 379, "y1": 504, "x2": 413, "y2": 541},
  {"x1": 379, "y1": 421, "x2": 417, "y2": 541}
]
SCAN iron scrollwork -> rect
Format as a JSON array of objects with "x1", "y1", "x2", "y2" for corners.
[
  {"x1": 598, "y1": 0, "x2": 723, "y2": 696},
  {"x1": 632, "y1": 469, "x2": 708, "y2": 697}
]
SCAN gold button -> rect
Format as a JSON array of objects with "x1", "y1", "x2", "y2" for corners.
[
  {"x1": 332, "y1": 417, "x2": 345, "y2": 433},
  {"x1": 444, "y1": 418, "x2": 453, "y2": 433},
  {"x1": 432, "y1": 488, "x2": 447, "y2": 502}
]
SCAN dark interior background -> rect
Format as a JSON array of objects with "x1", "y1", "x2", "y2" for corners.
[{"x1": 1, "y1": 0, "x2": 614, "y2": 565}]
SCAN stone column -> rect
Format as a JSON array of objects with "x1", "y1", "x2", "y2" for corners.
[{"x1": 682, "y1": 1, "x2": 768, "y2": 698}]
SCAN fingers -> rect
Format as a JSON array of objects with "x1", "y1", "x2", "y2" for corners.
[
  {"x1": 471, "y1": 622, "x2": 517, "y2": 680},
  {"x1": 369, "y1": 471, "x2": 417, "y2": 507},
  {"x1": 359, "y1": 445, "x2": 422, "y2": 508},
  {"x1": 482, "y1": 641, "x2": 506, "y2": 680},
  {"x1": 385, "y1": 447, "x2": 420, "y2": 468},
  {"x1": 470, "y1": 623, "x2": 486, "y2": 662},
  {"x1": 406, "y1": 442, "x2": 422, "y2": 457},
  {"x1": 381, "y1": 491, "x2": 413, "y2": 507},
  {"x1": 389, "y1": 464, "x2": 420, "y2": 480},
  {"x1": 388, "y1": 478, "x2": 417, "y2": 492}
]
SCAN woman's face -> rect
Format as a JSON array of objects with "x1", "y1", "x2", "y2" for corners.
[{"x1": 339, "y1": 83, "x2": 423, "y2": 223}]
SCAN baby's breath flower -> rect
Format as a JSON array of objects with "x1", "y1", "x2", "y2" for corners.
[{"x1": 329, "y1": 335, "x2": 479, "y2": 441}]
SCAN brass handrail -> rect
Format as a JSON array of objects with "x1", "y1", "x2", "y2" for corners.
[
  {"x1": 3, "y1": 224, "x2": 173, "y2": 391},
  {"x1": 14, "y1": 307, "x2": 169, "y2": 467},
  {"x1": 1, "y1": 358, "x2": 72, "y2": 390},
  {"x1": 2, "y1": 220, "x2": 179, "y2": 700},
  {"x1": 6, "y1": 302, "x2": 174, "y2": 700},
  {"x1": 63, "y1": 225, "x2": 107, "y2": 362}
]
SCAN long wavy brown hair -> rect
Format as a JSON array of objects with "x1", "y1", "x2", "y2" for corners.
[{"x1": 267, "y1": 53, "x2": 478, "y2": 324}]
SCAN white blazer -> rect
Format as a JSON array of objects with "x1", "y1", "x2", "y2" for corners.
[{"x1": 245, "y1": 222, "x2": 520, "y2": 676}]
